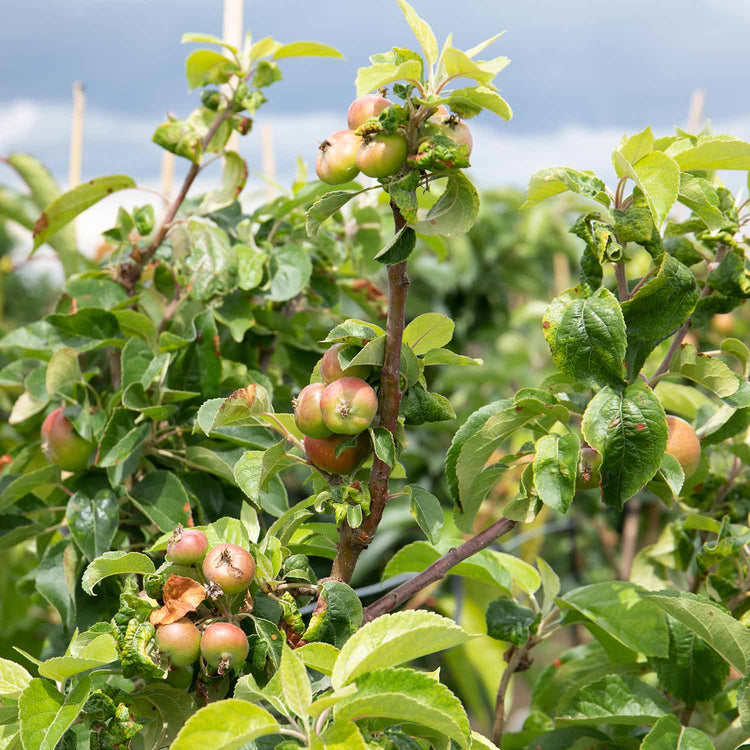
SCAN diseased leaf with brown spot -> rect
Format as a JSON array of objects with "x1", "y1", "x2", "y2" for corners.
[{"x1": 150, "y1": 574, "x2": 206, "y2": 625}]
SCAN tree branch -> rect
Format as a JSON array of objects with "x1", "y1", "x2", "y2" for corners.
[
  {"x1": 120, "y1": 107, "x2": 234, "y2": 290},
  {"x1": 649, "y1": 246, "x2": 727, "y2": 385},
  {"x1": 492, "y1": 644, "x2": 527, "y2": 745},
  {"x1": 614, "y1": 262, "x2": 629, "y2": 301},
  {"x1": 330, "y1": 203, "x2": 410, "y2": 583},
  {"x1": 362, "y1": 517, "x2": 516, "y2": 623}
]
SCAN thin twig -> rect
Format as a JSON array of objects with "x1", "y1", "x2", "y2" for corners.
[
  {"x1": 492, "y1": 645, "x2": 527, "y2": 744},
  {"x1": 362, "y1": 517, "x2": 516, "y2": 623},
  {"x1": 615, "y1": 262, "x2": 629, "y2": 301}
]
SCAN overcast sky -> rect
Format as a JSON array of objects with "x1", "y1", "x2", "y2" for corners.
[{"x1": 2, "y1": 0, "x2": 750, "y2": 251}]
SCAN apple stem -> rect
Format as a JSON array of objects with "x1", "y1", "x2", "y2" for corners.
[{"x1": 330, "y1": 203, "x2": 410, "y2": 582}]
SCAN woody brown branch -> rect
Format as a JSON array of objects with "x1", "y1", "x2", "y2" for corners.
[{"x1": 330, "y1": 203, "x2": 409, "y2": 582}]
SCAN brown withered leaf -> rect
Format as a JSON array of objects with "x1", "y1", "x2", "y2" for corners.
[{"x1": 149, "y1": 574, "x2": 206, "y2": 625}]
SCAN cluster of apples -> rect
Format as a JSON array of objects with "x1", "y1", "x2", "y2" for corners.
[
  {"x1": 295, "y1": 344, "x2": 378, "y2": 475},
  {"x1": 155, "y1": 528, "x2": 254, "y2": 677},
  {"x1": 315, "y1": 92, "x2": 473, "y2": 185}
]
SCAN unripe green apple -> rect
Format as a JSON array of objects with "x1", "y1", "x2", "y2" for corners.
[
  {"x1": 294, "y1": 383, "x2": 333, "y2": 439},
  {"x1": 200, "y1": 621, "x2": 249, "y2": 672},
  {"x1": 665, "y1": 415, "x2": 701, "y2": 478},
  {"x1": 576, "y1": 446, "x2": 602, "y2": 490},
  {"x1": 356, "y1": 134, "x2": 407, "y2": 178},
  {"x1": 166, "y1": 527, "x2": 208, "y2": 565},
  {"x1": 166, "y1": 665, "x2": 194, "y2": 689},
  {"x1": 316, "y1": 130, "x2": 360, "y2": 185},
  {"x1": 304, "y1": 432, "x2": 371, "y2": 475},
  {"x1": 347, "y1": 93, "x2": 392, "y2": 130},
  {"x1": 202, "y1": 543, "x2": 255, "y2": 595},
  {"x1": 40, "y1": 407, "x2": 94, "y2": 472},
  {"x1": 320, "y1": 343, "x2": 371, "y2": 383},
  {"x1": 320, "y1": 377, "x2": 378, "y2": 435},
  {"x1": 156, "y1": 618, "x2": 201, "y2": 667}
]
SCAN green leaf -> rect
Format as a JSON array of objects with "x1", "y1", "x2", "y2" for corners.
[
  {"x1": 183, "y1": 218, "x2": 238, "y2": 301},
  {"x1": 197, "y1": 151, "x2": 247, "y2": 214},
  {"x1": 401, "y1": 384, "x2": 456, "y2": 425},
  {"x1": 374, "y1": 225, "x2": 417, "y2": 265},
  {"x1": 446, "y1": 399, "x2": 534, "y2": 526},
  {"x1": 615, "y1": 126, "x2": 655, "y2": 169},
  {"x1": 621, "y1": 254, "x2": 698, "y2": 378},
  {"x1": 181, "y1": 31, "x2": 238, "y2": 53},
  {"x1": 543, "y1": 287, "x2": 626, "y2": 389},
  {"x1": 408, "y1": 485, "x2": 443, "y2": 544},
  {"x1": 653, "y1": 382, "x2": 712, "y2": 420},
  {"x1": 322, "y1": 319, "x2": 385, "y2": 344},
  {"x1": 81, "y1": 551, "x2": 155, "y2": 596},
  {"x1": 670, "y1": 135, "x2": 750, "y2": 171},
  {"x1": 0, "y1": 465, "x2": 60, "y2": 512},
  {"x1": 396, "y1": 0, "x2": 438, "y2": 67},
  {"x1": 532, "y1": 433, "x2": 580, "y2": 514},
  {"x1": 331, "y1": 610, "x2": 471, "y2": 690},
  {"x1": 171, "y1": 699, "x2": 278, "y2": 750},
  {"x1": 640, "y1": 714, "x2": 714, "y2": 749},
  {"x1": 6, "y1": 153, "x2": 84, "y2": 275},
  {"x1": 0, "y1": 660, "x2": 31, "y2": 699},
  {"x1": 485, "y1": 599, "x2": 537, "y2": 646},
  {"x1": 319, "y1": 720, "x2": 367, "y2": 750},
  {"x1": 403, "y1": 313, "x2": 454, "y2": 355},
  {"x1": 521, "y1": 167, "x2": 609, "y2": 210},
  {"x1": 272, "y1": 41, "x2": 344, "y2": 59},
  {"x1": 441, "y1": 47, "x2": 496, "y2": 87},
  {"x1": 445, "y1": 400, "x2": 506, "y2": 504},
  {"x1": 440, "y1": 86, "x2": 512, "y2": 120},
  {"x1": 38, "y1": 633, "x2": 117, "y2": 681},
  {"x1": 305, "y1": 191, "x2": 360, "y2": 237},
  {"x1": 44, "y1": 347, "x2": 80, "y2": 395},
  {"x1": 642, "y1": 590, "x2": 750, "y2": 674},
  {"x1": 302, "y1": 580, "x2": 362, "y2": 648},
  {"x1": 370, "y1": 427, "x2": 396, "y2": 469},
  {"x1": 335, "y1": 667, "x2": 471, "y2": 749},
  {"x1": 581, "y1": 382, "x2": 667, "y2": 509},
  {"x1": 266, "y1": 243, "x2": 312, "y2": 302},
  {"x1": 96, "y1": 409, "x2": 150, "y2": 468},
  {"x1": 649, "y1": 616, "x2": 729, "y2": 704},
  {"x1": 355, "y1": 60, "x2": 423, "y2": 98},
  {"x1": 560, "y1": 582, "x2": 669, "y2": 657},
  {"x1": 280, "y1": 645, "x2": 311, "y2": 720},
  {"x1": 32, "y1": 176, "x2": 136, "y2": 250},
  {"x1": 196, "y1": 385, "x2": 273, "y2": 435},
  {"x1": 65, "y1": 489, "x2": 118, "y2": 561},
  {"x1": 129, "y1": 471, "x2": 191, "y2": 532},
  {"x1": 612, "y1": 150, "x2": 679, "y2": 227},
  {"x1": 236, "y1": 243, "x2": 267, "y2": 291},
  {"x1": 669, "y1": 342, "x2": 741, "y2": 398},
  {"x1": 36, "y1": 541, "x2": 77, "y2": 631},
  {"x1": 19, "y1": 677, "x2": 91, "y2": 750},
  {"x1": 557, "y1": 673, "x2": 670, "y2": 725},
  {"x1": 185, "y1": 49, "x2": 239, "y2": 89},
  {"x1": 296, "y1": 643, "x2": 340, "y2": 677},
  {"x1": 129, "y1": 684, "x2": 195, "y2": 749},
  {"x1": 678, "y1": 173, "x2": 726, "y2": 230},
  {"x1": 414, "y1": 173, "x2": 479, "y2": 237}
]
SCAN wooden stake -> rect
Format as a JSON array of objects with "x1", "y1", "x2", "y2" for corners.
[
  {"x1": 160, "y1": 151, "x2": 175, "y2": 201},
  {"x1": 222, "y1": 0, "x2": 244, "y2": 155},
  {"x1": 687, "y1": 89, "x2": 706, "y2": 133},
  {"x1": 68, "y1": 81, "x2": 85, "y2": 189}
]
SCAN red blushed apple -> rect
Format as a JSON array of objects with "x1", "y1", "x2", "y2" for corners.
[
  {"x1": 202, "y1": 543, "x2": 255, "y2": 595},
  {"x1": 304, "y1": 432, "x2": 371, "y2": 475},
  {"x1": 347, "y1": 93, "x2": 392, "y2": 130},
  {"x1": 40, "y1": 407, "x2": 94, "y2": 472},
  {"x1": 200, "y1": 621, "x2": 249, "y2": 672},
  {"x1": 320, "y1": 377, "x2": 378, "y2": 435},
  {"x1": 665, "y1": 415, "x2": 701, "y2": 478},
  {"x1": 316, "y1": 129, "x2": 360, "y2": 185},
  {"x1": 294, "y1": 383, "x2": 333, "y2": 438},
  {"x1": 166, "y1": 527, "x2": 208, "y2": 565},
  {"x1": 156, "y1": 618, "x2": 201, "y2": 667},
  {"x1": 320, "y1": 343, "x2": 371, "y2": 383}
]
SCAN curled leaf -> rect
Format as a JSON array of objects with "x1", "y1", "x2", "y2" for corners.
[{"x1": 150, "y1": 574, "x2": 206, "y2": 625}]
